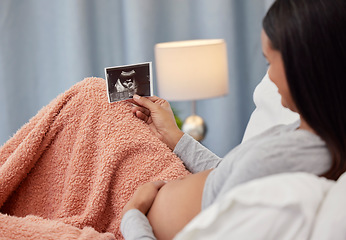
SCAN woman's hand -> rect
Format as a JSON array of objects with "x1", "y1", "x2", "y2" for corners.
[
  {"x1": 131, "y1": 95, "x2": 184, "y2": 150},
  {"x1": 122, "y1": 181, "x2": 167, "y2": 217}
]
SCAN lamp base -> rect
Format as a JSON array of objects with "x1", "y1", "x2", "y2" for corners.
[{"x1": 182, "y1": 115, "x2": 206, "y2": 141}]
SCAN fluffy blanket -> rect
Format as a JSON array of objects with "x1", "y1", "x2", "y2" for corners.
[{"x1": 0, "y1": 78, "x2": 190, "y2": 239}]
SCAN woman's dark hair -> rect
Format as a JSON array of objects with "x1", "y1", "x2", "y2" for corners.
[{"x1": 263, "y1": 0, "x2": 346, "y2": 180}]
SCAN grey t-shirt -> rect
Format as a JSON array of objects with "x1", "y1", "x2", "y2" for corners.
[{"x1": 121, "y1": 121, "x2": 331, "y2": 239}]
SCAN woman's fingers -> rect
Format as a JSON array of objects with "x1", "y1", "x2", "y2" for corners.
[
  {"x1": 135, "y1": 110, "x2": 151, "y2": 123},
  {"x1": 122, "y1": 180, "x2": 167, "y2": 217},
  {"x1": 146, "y1": 95, "x2": 162, "y2": 103},
  {"x1": 133, "y1": 95, "x2": 160, "y2": 111},
  {"x1": 132, "y1": 105, "x2": 150, "y2": 116}
]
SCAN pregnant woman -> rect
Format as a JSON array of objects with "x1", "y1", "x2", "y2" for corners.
[{"x1": 121, "y1": 0, "x2": 346, "y2": 239}]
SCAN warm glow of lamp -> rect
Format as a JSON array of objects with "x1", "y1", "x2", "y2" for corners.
[{"x1": 155, "y1": 39, "x2": 229, "y2": 141}]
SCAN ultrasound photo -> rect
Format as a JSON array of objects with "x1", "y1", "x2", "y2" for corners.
[{"x1": 105, "y1": 62, "x2": 152, "y2": 102}]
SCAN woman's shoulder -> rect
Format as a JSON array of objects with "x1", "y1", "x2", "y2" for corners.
[
  {"x1": 246, "y1": 120, "x2": 322, "y2": 148},
  {"x1": 222, "y1": 120, "x2": 330, "y2": 175},
  {"x1": 250, "y1": 127, "x2": 326, "y2": 159},
  {"x1": 236, "y1": 123, "x2": 331, "y2": 176},
  {"x1": 224, "y1": 120, "x2": 323, "y2": 162},
  {"x1": 255, "y1": 120, "x2": 300, "y2": 137}
]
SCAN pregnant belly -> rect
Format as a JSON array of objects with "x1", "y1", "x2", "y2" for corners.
[{"x1": 147, "y1": 169, "x2": 213, "y2": 240}]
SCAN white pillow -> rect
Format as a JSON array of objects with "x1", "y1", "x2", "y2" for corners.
[
  {"x1": 175, "y1": 173, "x2": 334, "y2": 240},
  {"x1": 310, "y1": 172, "x2": 346, "y2": 240},
  {"x1": 242, "y1": 73, "x2": 299, "y2": 142}
]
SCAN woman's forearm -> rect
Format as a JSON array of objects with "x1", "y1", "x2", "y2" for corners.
[{"x1": 173, "y1": 134, "x2": 222, "y2": 173}]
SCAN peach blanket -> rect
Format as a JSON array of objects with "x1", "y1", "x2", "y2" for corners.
[{"x1": 0, "y1": 78, "x2": 190, "y2": 239}]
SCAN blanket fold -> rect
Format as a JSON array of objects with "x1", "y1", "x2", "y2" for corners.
[{"x1": 0, "y1": 77, "x2": 190, "y2": 239}]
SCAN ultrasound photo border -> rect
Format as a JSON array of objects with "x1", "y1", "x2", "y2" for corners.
[{"x1": 105, "y1": 62, "x2": 153, "y2": 103}]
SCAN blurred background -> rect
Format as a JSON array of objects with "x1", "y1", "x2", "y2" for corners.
[{"x1": 0, "y1": 0, "x2": 273, "y2": 157}]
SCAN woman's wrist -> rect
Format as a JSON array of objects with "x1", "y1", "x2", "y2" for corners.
[{"x1": 164, "y1": 129, "x2": 184, "y2": 151}]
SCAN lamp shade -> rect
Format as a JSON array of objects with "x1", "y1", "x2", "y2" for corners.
[{"x1": 155, "y1": 39, "x2": 229, "y2": 101}]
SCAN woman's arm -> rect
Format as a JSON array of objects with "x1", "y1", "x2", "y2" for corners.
[
  {"x1": 121, "y1": 181, "x2": 166, "y2": 240},
  {"x1": 121, "y1": 209, "x2": 156, "y2": 240},
  {"x1": 131, "y1": 95, "x2": 184, "y2": 150},
  {"x1": 131, "y1": 95, "x2": 221, "y2": 173}
]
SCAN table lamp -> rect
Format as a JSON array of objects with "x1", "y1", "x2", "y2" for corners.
[{"x1": 155, "y1": 39, "x2": 229, "y2": 141}]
